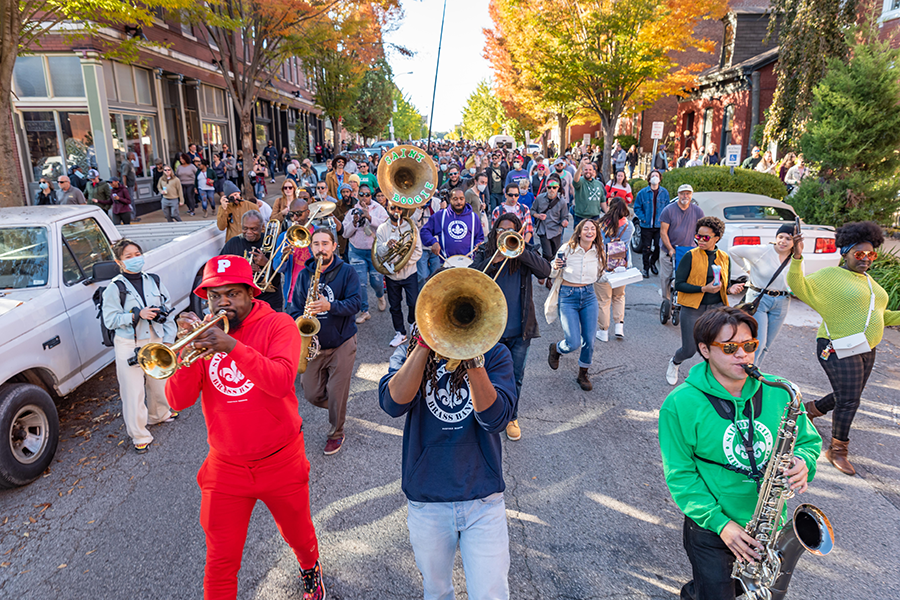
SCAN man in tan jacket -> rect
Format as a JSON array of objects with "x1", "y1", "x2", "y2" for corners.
[{"x1": 217, "y1": 181, "x2": 258, "y2": 242}]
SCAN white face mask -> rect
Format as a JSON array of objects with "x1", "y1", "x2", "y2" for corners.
[
  {"x1": 477, "y1": 183, "x2": 487, "y2": 192},
  {"x1": 469, "y1": 168, "x2": 476, "y2": 175},
  {"x1": 649, "y1": 176, "x2": 660, "y2": 185},
  {"x1": 440, "y1": 164, "x2": 448, "y2": 171}
]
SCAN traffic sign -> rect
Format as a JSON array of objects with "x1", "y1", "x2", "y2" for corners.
[
  {"x1": 651, "y1": 122, "x2": 664, "y2": 140},
  {"x1": 725, "y1": 144, "x2": 742, "y2": 166}
]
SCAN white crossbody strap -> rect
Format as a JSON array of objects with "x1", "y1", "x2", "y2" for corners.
[{"x1": 822, "y1": 274, "x2": 874, "y2": 339}]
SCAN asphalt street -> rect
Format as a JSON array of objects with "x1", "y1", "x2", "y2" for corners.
[{"x1": 1, "y1": 270, "x2": 899, "y2": 599}]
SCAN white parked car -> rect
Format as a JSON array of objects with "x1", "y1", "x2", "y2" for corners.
[
  {"x1": 692, "y1": 192, "x2": 839, "y2": 277},
  {"x1": 0, "y1": 206, "x2": 224, "y2": 488}
]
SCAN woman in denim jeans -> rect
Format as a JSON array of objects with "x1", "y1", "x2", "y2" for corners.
[{"x1": 547, "y1": 219, "x2": 607, "y2": 391}]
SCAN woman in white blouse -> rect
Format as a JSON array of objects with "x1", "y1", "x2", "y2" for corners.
[
  {"x1": 728, "y1": 223, "x2": 797, "y2": 365},
  {"x1": 547, "y1": 219, "x2": 607, "y2": 391}
]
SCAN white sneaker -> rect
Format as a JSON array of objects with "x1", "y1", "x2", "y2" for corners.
[
  {"x1": 595, "y1": 329, "x2": 608, "y2": 342},
  {"x1": 377, "y1": 296, "x2": 387, "y2": 311},
  {"x1": 666, "y1": 358, "x2": 680, "y2": 386},
  {"x1": 355, "y1": 311, "x2": 371, "y2": 324},
  {"x1": 615, "y1": 323, "x2": 624, "y2": 339},
  {"x1": 390, "y1": 332, "x2": 407, "y2": 347}
]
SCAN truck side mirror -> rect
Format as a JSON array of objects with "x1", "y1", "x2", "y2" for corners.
[{"x1": 83, "y1": 260, "x2": 119, "y2": 285}]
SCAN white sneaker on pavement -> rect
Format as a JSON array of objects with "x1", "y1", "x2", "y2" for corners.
[
  {"x1": 595, "y1": 329, "x2": 608, "y2": 342},
  {"x1": 355, "y1": 311, "x2": 371, "y2": 324},
  {"x1": 615, "y1": 323, "x2": 624, "y2": 339},
  {"x1": 377, "y1": 296, "x2": 387, "y2": 311},
  {"x1": 666, "y1": 358, "x2": 680, "y2": 386},
  {"x1": 390, "y1": 332, "x2": 407, "y2": 347}
]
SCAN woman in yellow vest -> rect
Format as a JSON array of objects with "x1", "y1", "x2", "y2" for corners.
[{"x1": 666, "y1": 216, "x2": 745, "y2": 385}]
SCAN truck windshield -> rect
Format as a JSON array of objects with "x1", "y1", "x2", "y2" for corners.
[{"x1": 0, "y1": 227, "x2": 50, "y2": 289}]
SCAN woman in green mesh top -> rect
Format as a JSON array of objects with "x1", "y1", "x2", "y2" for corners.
[{"x1": 788, "y1": 221, "x2": 900, "y2": 476}]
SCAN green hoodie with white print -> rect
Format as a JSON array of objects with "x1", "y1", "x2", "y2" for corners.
[{"x1": 659, "y1": 361, "x2": 822, "y2": 535}]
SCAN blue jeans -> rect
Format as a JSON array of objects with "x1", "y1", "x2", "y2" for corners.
[
  {"x1": 417, "y1": 251, "x2": 441, "y2": 287},
  {"x1": 254, "y1": 181, "x2": 266, "y2": 199},
  {"x1": 268, "y1": 159, "x2": 276, "y2": 180},
  {"x1": 499, "y1": 336, "x2": 530, "y2": 418},
  {"x1": 556, "y1": 285, "x2": 599, "y2": 367},
  {"x1": 753, "y1": 294, "x2": 789, "y2": 366},
  {"x1": 198, "y1": 188, "x2": 215, "y2": 210},
  {"x1": 349, "y1": 245, "x2": 383, "y2": 313},
  {"x1": 407, "y1": 492, "x2": 510, "y2": 600}
]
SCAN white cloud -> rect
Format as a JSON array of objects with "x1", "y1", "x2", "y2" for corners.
[{"x1": 385, "y1": 0, "x2": 494, "y2": 133}]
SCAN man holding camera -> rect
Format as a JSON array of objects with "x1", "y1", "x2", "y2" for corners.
[
  {"x1": 217, "y1": 181, "x2": 260, "y2": 242},
  {"x1": 342, "y1": 183, "x2": 389, "y2": 323}
]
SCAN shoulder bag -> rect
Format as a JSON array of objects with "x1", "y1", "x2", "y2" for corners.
[
  {"x1": 735, "y1": 254, "x2": 791, "y2": 316},
  {"x1": 822, "y1": 275, "x2": 875, "y2": 359}
]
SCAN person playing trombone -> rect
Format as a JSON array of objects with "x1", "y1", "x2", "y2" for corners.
[
  {"x1": 220, "y1": 210, "x2": 284, "y2": 312},
  {"x1": 470, "y1": 214, "x2": 551, "y2": 441}
]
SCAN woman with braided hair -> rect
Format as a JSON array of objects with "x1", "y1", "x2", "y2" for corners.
[{"x1": 378, "y1": 310, "x2": 517, "y2": 599}]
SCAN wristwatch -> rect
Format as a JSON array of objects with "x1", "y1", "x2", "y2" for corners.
[{"x1": 462, "y1": 355, "x2": 485, "y2": 370}]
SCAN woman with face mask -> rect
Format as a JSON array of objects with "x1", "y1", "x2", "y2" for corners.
[
  {"x1": 728, "y1": 224, "x2": 796, "y2": 366},
  {"x1": 34, "y1": 178, "x2": 55, "y2": 205},
  {"x1": 101, "y1": 239, "x2": 179, "y2": 454}
]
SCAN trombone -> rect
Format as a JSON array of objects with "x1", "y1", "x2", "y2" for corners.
[
  {"x1": 137, "y1": 311, "x2": 229, "y2": 379},
  {"x1": 483, "y1": 226, "x2": 526, "y2": 281},
  {"x1": 255, "y1": 225, "x2": 312, "y2": 293}
]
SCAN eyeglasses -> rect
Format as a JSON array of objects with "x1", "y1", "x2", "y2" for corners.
[
  {"x1": 360, "y1": 192, "x2": 371, "y2": 197},
  {"x1": 288, "y1": 211, "x2": 308, "y2": 219},
  {"x1": 547, "y1": 184, "x2": 560, "y2": 189},
  {"x1": 316, "y1": 185, "x2": 327, "y2": 189},
  {"x1": 709, "y1": 339, "x2": 760, "y2": 355},
  {"x1": 283, "y1": 185, "x2": 295, "y2": 190},
  {"x1": 695, "y1": 234, "x2": 714, "y2": 243},
  {"x1": 506, "y1": 193, "x2": 519, "y2": 198},
  {"x1": 449, "y1": 172, "x2": 459, "y2": 176},
  {"x1": 854, "y1": 250, "x2": 878, "y2": 261}
]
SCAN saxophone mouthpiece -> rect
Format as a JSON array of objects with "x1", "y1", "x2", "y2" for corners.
[{"x1": 743, "y1": 363, "x2": 762, "y2": 380}]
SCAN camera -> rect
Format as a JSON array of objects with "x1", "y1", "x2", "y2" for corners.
[
  {"x1": 127, "y1": 347, "x2": 141, "y2": 367},
  {"x1": 149, "y1": 305, "x2": 171, "y2": 323},
  {"x1": 351, "y1": 207, "x2": 368, "y2": 224},
  {"x1": 437, "y1": 189, "x2": 451, "y2": 202}
]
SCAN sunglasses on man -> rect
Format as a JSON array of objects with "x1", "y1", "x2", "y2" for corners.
[
  {"x1": 709, "y1": 339, "x2": 760, "y2": 354},
  {"x1": 288, "y1": 211, "x2": 308, "y2": 219},
  {"x1": 506, "y1": 192, "x2": 520, "y2": 198}
]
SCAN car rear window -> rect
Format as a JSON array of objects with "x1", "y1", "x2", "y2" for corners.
[{"x1": 723, "y1": 205, "x2": 796, "y2": 221}]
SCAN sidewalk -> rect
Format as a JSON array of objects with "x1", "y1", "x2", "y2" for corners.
[{"x1": 135, "y1": 175, "x2": 286, "y2": 224}]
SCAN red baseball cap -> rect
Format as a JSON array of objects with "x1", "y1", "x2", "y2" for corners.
[{"x1": 194, "y1": 255, "x2": 262, "y2": 299}]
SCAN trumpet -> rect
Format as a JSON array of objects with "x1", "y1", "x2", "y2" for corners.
[
  {"x1": 255, "y1": 225, "x2": 312, "y2": 292},
  {"x1": 137, "y1": 311, "x2": 230, "y2": 379}
]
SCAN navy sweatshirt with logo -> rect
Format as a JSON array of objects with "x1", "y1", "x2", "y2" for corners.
[
  {"x1": 379, "y1": 343, "x2": 517, "y2": 503},
  {"x1": 288, "y1": 256, "x2": 361, "y2": 350}
]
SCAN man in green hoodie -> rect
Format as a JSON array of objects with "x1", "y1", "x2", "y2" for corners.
[{"x1": 659, "y1": 307, "x2": 821, "y2": 600}]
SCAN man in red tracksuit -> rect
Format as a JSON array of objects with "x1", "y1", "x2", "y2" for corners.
[{"x1": 165, "y1": 256, "x2": 325, "y2": 600}]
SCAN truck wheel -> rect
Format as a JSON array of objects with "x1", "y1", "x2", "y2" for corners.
[
  {"x1": 190, "y1": 273, "x2": 210, "y2": 317},
  {"x1": 0, "y1": 384, "x2": 59, "y2": 489},
  {"x1": 631, "y1": 219, "x2": 643, "y2": 254}
]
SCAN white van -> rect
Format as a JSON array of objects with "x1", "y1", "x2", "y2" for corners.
[{"x1": 488, "y1": 135, "x2": 516, "y2": 150}]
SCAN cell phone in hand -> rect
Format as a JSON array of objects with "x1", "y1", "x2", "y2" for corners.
[{"x1": 794, "y1": 216, "x2": 801, "y2": 235}]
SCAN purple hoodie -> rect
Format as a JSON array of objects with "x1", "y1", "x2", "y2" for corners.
[{"x1": 420, "y1": 204, "x2": 485, "y2": 257}]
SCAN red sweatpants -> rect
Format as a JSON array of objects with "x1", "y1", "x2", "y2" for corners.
[{"x1": 198, "y1": 433, "x2": 320, "y2": 600}]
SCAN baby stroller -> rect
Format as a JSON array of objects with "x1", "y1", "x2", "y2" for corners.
[{"x1": 660, "y1": 246, "x2": 691, "y2": 326}]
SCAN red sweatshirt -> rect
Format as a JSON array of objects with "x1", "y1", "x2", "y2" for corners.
[{"x1": 166, "y1": 300, "x2": 303, "y2": 462}]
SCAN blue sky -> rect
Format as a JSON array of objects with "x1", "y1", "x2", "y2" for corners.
[{"x1": 384, "y1": 0, "x2": 494, "y2": 133}]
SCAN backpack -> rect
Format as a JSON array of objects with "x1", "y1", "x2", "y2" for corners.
[{"x1": 92, "y1": 274, "x2": 161, "y2": 347}]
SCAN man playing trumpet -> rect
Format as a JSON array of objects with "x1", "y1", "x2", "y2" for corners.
[
  {"x1": 375, "y1": 203, "x2": 423, "y2": 348},
  {"x1": 165, "y1": 256, "x2": 324, "y2": 600}
]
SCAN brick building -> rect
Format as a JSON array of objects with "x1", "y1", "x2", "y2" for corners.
[{"x1": 11, "y1": 17, "x2": 327, "y2": 207}]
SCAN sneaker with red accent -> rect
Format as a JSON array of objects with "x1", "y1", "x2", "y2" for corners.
[
  {"x1": 300, "y1": 561, "x2": 326, "y2": 600},
  {"x1": 323, "y1": 437, "x2": 343, "y2": 456}
]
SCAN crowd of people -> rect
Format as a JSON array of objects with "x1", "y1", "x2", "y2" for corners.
[{"x1": 95, "y1": 137, "x2": 898, "y2": 600}]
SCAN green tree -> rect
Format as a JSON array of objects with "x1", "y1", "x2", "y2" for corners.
[
  {"x1": 788, "y1": 24, "x2": 900, "y2": 227},
  {"x1": 460, "y1": 79, "x2": 518, "y2": 141},
  {"x1": 386, "y1": 87, "x2": 426, "y2": 140},
  {"x1": 0, "y1": 0, "x2": 191, "y2": 206},
  {"x1": 764, "y1": 0, "x2": 858, "y2": 145},
  {"x1": 344, "y1": 59, "x2": 394, "y2": 141}
]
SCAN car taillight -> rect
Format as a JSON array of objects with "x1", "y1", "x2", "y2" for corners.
[
  {"x1": 815, "y1": 238, "x2": 836, "y2": 253},
  {"x1": 733, "y1": 236, "x2": 760, "y2": 246}
]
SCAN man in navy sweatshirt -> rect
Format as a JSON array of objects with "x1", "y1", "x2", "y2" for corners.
[
  {"x1": 420, "y1": 189, "x2": 485, "y2": 265},
  {"x1": 379, "y1": 333, "x2": 516, "y2": 600},
  {"x1": 289, "y1": 229, "x2": 362, "y2": 456}
]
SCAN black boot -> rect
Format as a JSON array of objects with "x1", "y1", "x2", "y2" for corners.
[
  {"x1": 577, "y1": 367, "x2": 592, "y2": 391},
  {"x1": 651, "y1": 263, "x2": 659, "y2": 275},
  {"x1": 641, "y1": 269, "x2": 649, "y2": 279}
]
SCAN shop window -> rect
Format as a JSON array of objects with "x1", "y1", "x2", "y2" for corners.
[
  {"x1": 202, "y1": 123, "x2": 225, "y2": 157},
  {"x1": 47, "y1": 56, "x2": 85, "y2": 97},
  {"x1": 22, "y1": 111, "x2": 62, "y2": 181},
  {"x1": 103, "y1": 61, "x2": 117, "y2": 100},
  {"x1": 114, "y1": 62, "x2": 136, "y2": 103},
  {"x1": 110, "y1": 114, "x2": 158, "y2": 179},
  {"x1": 59, "y1": 112, "x2": 95, "y2": 173},
  {"x1": 13, "y1": 56, "x2": 48, "y2": 97},
  {"x1": 135, "y1": 68, "x2": 153, "y2": 105}
]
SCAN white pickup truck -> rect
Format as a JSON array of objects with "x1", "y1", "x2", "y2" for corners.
[{"x1": 0, "y1": 206, "x2": 224, "y2": 488}]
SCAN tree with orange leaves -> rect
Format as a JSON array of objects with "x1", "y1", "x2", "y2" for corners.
[{"x1": 487, "y1": 0, "x2": 727, "y2": 175}]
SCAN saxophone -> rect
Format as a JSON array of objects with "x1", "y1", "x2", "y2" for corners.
[
  {"x1": 732, "y1": 364, "x2": 835, "y2": 600},
  {"x1": 295, "y1": 255, "x2": 323, "y2": 374}
]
